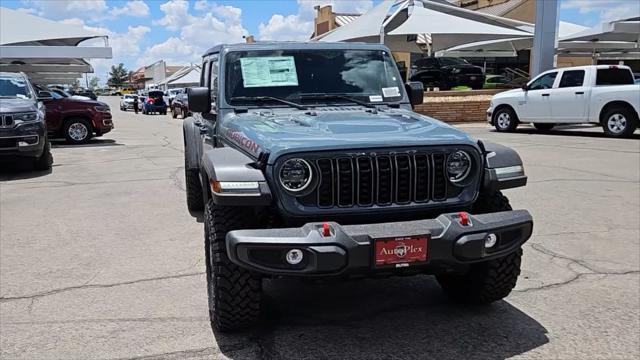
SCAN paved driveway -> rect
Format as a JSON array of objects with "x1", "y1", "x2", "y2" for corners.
[{"x1": 1, "y1": 97, "x2": 638, "y2": 359}]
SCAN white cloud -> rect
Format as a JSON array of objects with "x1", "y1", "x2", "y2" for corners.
[
  {"x1": 259, "y1": 14, "x2": 314, "y2": 41},
  {"x1": 258, "y1": 0, "x2": 373, "y2": 41},
  {"x1": 23, "y1": 0, "x2": 149, "y2": 22},
  {"x1": 561, "y1": 0, "x2": 639, "y2": 22},
  {"x1": 110, "y1": 0, "x2": 150, "y2": 18},
  {"x1": 59, "y1": 18, "x2": 150, "y2": 82},
  {"x1": 153, "y1": 0, "x2": 192, "y2": 30},
  {"x1": 140, "y1": 0, "x2": 247, "y2": 66},
  {"x1": 23, "y1": 0, "x2": 108, "y2": 21}
]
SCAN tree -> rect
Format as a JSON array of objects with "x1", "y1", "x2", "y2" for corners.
[
  {"x1": 88, "y1": 76, "x2": 100, "y2": 90},
  {"x1": 108, "y1": 63, "x2": 128, "y2": 88}
]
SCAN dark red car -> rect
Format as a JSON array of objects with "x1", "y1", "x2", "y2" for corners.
[{"x1": 38, "y1": 88, "x2": 114, "y2": 144}]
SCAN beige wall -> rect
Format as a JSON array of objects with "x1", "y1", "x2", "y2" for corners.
[{"x1": 556, "y1": 55, "x2": 592, "y2": 68}]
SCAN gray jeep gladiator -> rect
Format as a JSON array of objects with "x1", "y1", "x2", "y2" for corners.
[{"x1": 183, "y1": 42, "x2": 532, "y2": 332}]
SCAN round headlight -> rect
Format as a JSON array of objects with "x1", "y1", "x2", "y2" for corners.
[
  {"x1": 279, "y1": 158, "x2": 313, "y2": 192},
  {"x1": 446, "y1": 150, "x2": 472, "y2": 183}
]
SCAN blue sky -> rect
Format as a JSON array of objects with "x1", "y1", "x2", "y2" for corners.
[{"x1": 2, "y1": 0, "x2": 638, "y2": 83}]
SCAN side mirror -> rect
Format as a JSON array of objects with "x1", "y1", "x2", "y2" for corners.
[
  {"x1": 521, "y1": 84, "x2": 528, "y2": 92},
  {"x1": 37, "y1": 91, "x2": 53, "y2": 100},
  {"x1": 188, "y1": 87, "x2": 211, "y2": 113},
  {"x1": 405, "y1": 81, "x2": 424, "y2": 106}
]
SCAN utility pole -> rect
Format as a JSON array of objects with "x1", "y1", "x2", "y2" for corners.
[{"x1": 531, "y1": 0, "x2": 559, "y2": 76}]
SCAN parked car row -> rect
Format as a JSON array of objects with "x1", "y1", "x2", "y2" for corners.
[
  {"x1": 0, "y1": 72, "x2": 115, "y2": 171},
  {"x1": 119, "y1": 89, "x2": 180, "y2": 115}
]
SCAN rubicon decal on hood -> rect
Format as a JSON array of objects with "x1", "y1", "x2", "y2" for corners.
[{"x1": 225, "y1": 128, "x2": 261, "y2": 156}]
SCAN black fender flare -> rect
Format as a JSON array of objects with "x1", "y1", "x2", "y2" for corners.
[
  {"x1": 200, "y1": 147, "x2": 272, "y2": 207},
  {"x1": 183, "y1": 117, "x2": 201, "y2": 171},
  {"x1": 479, "y1": 140, "x2": 527, "y2": 191}
]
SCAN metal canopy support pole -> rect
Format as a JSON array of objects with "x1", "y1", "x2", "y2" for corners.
[{"x1": 531, "y1": 0, "x2": 559, "y2": 77}]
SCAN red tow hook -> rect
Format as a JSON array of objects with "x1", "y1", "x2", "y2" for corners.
[
  {"x1": 322, "y1": 222, "x2": 331, "y2": 237},
  {"x1": 458, "y1": 212, "x2": 470, "y2": 226}
]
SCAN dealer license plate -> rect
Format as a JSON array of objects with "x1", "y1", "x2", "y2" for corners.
[{"x1": 374, "y1": 235, "x2": 428, "y2": 268}]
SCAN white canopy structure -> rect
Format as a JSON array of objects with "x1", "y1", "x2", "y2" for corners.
[
  {"x1": 387, "y1": 5, "x2": 531, "y2": 52},
  {"x1": 560, "y1": 17, "x2": 640, "y2": 43},
  {"x1": 320, "y1": 0, "x2": 395, "y2": 43},
  {"x1": 0, "y1": 7, "x2": 112, "y2": 85},
  {"x1": 436, "y1": 22, "x2": 588, "y2": 57},
  {"x1": 158, "y1": 65, "x2": 201, "y2": 89},
  {"x1": 314, "y1": 0, "x2": 531, "y2": 53}
]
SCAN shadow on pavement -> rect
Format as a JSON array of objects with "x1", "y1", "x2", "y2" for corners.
[
  {"x1": 492, "y1": 125, "x2": 640, "y2": 139},
  {"x1": 51, "y1": 138, "x2": 123, "y2": 148},
  {"x1": 214, "y1": 276, "x2": 549, "y2": 360},
  {"x1": 0, "y1": 163, "x2": 52, "y2": 180}
]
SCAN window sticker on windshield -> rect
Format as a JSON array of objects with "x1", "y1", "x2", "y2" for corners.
[
  {"x1": 382, "y1": 86, "x2": 401, "y2": 98},
  {"x1": 240, "y1": 56, "x2": 299, "y2": 88},
  {"x1": 369, "y1": 95, "x2": 383, "y2": 102}
]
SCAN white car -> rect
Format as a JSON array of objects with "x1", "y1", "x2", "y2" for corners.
[
  {"x1": 487, "y1": 65, "x2": 639, "y2": 138},
  {"x1": 119, "y1": 94, "x2": 139, "y2": 111}
]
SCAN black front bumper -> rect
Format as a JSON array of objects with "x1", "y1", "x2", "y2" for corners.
[
  {"x1": 0, "y1": 122, "x2": 46, "y2": 159},
  {"x1": 227, "y1": 210, "x2": 533, "y2": 276}
]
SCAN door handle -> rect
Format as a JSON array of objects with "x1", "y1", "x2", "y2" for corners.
[
  {"x1": 575, "y1": 91, "x2": 584, "y2": 95},
  {"x1": 541, "y1": 93, "x2": 550, "y2": 97}
]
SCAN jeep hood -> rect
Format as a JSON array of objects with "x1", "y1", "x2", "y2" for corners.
[
  {"x1": 220, "y1": 107, "x2": 478, "y2": 163},
  {"x1": 0, "y1": 98, "x2": 37, "y2": 113}
]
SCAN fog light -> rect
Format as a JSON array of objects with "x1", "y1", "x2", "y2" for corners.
[
  {"x1": 285, "y1": 249, "x2": 303, "y2": 265},
  {"x1": 485, "y1": 233, "x2": 498, "y2": 248}
]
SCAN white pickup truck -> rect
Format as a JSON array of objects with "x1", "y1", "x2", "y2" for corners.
[{"x1": 487, "y1": 65, "x2": 639, "y2": 138}]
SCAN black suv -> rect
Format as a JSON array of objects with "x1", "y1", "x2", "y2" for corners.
[
  {"x1": 183, "y1": 42, "x2": 532, "y2": 332},
  {"x1": 410, "y1": 57, "x2": 485, "y2": 90},
  {"x1": 0, "y1": 72, "x2": 53, "y2": 170}
]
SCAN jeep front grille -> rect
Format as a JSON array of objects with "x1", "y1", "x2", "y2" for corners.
[{"x1": 314, "y1": 153, "x2": 450, "y2": 208}]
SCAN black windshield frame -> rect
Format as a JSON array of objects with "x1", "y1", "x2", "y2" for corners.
[{"x1": 222, "y1": 49, "x2": 407, "y2": 108}]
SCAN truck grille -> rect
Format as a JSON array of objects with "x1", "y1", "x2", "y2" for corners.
[
  {"x1": 313, "y1": 153, "x2": 450, "y2": 208},
  {"x1": 1, "y1": 115, "x2": 15, "y2": 128}
]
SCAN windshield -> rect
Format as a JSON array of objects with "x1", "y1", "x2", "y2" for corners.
[
  {"x1": 0, "y1": 76, "x2": 33, "y2": 99},
  {"x1": 225, "y1": 49, "x2": 405, "y2": 106}
]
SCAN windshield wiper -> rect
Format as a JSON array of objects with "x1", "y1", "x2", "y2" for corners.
[
  {"x1": 297, "y1": 93, "x2": 377, "y2": 109},
  {"x1": 230, "y1": 96, "x2": 307, "y2": 110}
]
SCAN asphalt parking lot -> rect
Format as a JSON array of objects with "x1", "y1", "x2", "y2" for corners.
[{"x1": 1, "y1": 96, "x2": 638, "y2": 360}]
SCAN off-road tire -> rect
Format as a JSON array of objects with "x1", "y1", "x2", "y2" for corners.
[
  {"x1": 204, "y1": 200, "x2": 261, "y2": 332},
  {"x1": 64, "y1": 118, "x2": 92, "y2": 144},
  {"x1": 33, "y1": 139, "x2": 53, "y2": 171},
  {"x1": 472, "y1": 190, "x2": 512, "y2": 214},
  {"x1": 437, "y1": 190, "x2": 521, "y2": 304},
  {"x1": 533, "y1": 123, "x2": 555, "y2": 131},
  {"x1": 602, "y1": 106, "x2": 638, "y2": 138},
  {"x1": 185, "y1": 167, "x2": 204, "y2": 211},
  {"x1": 493, "y1": 107, "x2": 519, "y2": 132},
  {"x1": 436, "y1": 249, "x2": 522, "y2": 304}
]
